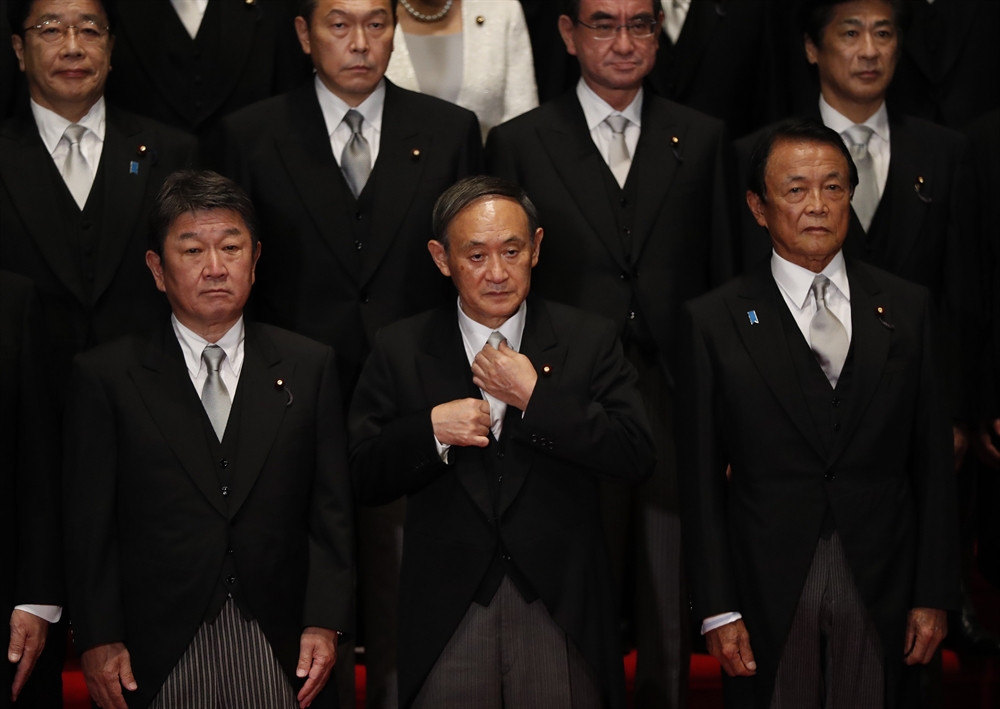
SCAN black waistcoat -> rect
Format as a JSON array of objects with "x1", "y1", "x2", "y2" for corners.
[
  {"x1": 330, "y1": 154, "x2": 377, "y2": 269},
  {"x1": 156, "y1": 0, "x2": 224, "y2": 124},
  {"x1": 776, "y1": 293, "x2": 856, "y2": 538},
  {"x1": 53, "y1": 162, "x2": 106, "y2": 308},
  {"x1": 845, "y1": 177, "x2": 893, "y2": 268}
]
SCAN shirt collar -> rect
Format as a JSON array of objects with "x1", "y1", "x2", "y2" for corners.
[
  {"x1": 771, "y1": 249, "x2": 850, "y2": 310},
  {"x1": 315, "y1": 75, "x2": 386, "y2": 137},
  {"x1": 172, "y1": 314, "x2": 246, "y2": 378},
  {"x1": 576, "y1": 77, "x2": 643, "y2": 132},
  {"x1": 31, "y1": 96, "x2": 106, "y2": 155},
  {"x1": 819, "y1": 93, "x2": 889, "y2": 143},
  {"x1": 457, "y1": 298, "x2": 527, "y2": 354}
]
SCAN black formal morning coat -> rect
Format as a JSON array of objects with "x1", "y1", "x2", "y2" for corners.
[
  {"x1": 63, "y1": 320, "x2": 355, "y2": 709},
  {"x1": 0, "y1": 272, "x2": 63, "y2": 697},
  {"x1": 735, "y1": 109, "x2": 979, "y2": 418},
  {"x1": 348, "y1": 298, "x2": 656, "y2": 709},
  {"x1": 0, "y1": 101, "x2": 196, "y2": 396},
  {"x1": 676, "y1": 259, "x2": 961, "y2": 709},
  {"x1": 221, "y1": 80, "x2": 482, "y2": 401},
  {"x1": 486, "y1": 87, "x2": 732, "y2": 385}
]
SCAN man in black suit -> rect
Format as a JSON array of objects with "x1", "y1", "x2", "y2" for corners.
[
  {"x1": 486, "y1": 1, "x2": 731, "y2": 706},
  {"x1": 222, "y1": 2, "x2": 481, "y2": 705},
  {"x1": 349, "y1": 175, "x2": 655, "y2": 709},
  {"x1": 679, "y1": 118, "x2": 959, "y2": 709},
  {"x1": 103, "y1": 0, "x2": 311, "y2": 164},
  {"x1": 2, "y1": 0, "x2": 197, "y2": 398},
  {"x1": 1, "y1": 272, "x2": 62, "y2": 709},
  {"x1": 64, "y1": 170, "x2": 354, "y2": 709}
]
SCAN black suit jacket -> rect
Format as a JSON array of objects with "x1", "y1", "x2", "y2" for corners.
[
  {"x1": 486, "y1": 88, "x2": 732, "y2": 383},
  {"x1": 348, "y1": 298, "x2": 655, "y2": 709},
  {"x1": 221, "y1": 80, "x2": 482, "y2": 399},
  {"x1": 735, "y1": 109, "x2": 978, "y2": 417},
  {"x1": 677, "y1": 259, "x2": 961, "y2": 708},
  {"x1": 63, "y1": 321, "x2": 355, "y2": 709},
  {"x1": 0, "y1": 102, "x2": 197, "y2": 395},
  {"x1": 0, "y1": 272, "x2": 63, "y2": 700}
]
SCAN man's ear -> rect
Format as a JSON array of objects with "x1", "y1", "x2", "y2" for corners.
[
  {"x1": 145, "y1": 250, "x2": 167, "y2": 293},
  {"x1": 746, "y1": 190, "x2": 768, "y2": 229},
  {"x1": 427, "y1": 240, "x2": 452, "y2": 277},
  {"x1": 558, "y1": 15, "x2": 577, "y2": 56},
  {"x1": 529, "y1": 229, "x2": 543, "y2": 268},
  {"x1": 804, "y1": 33, "x2": 819, "y2": 65},
  {"x1": 11, "y1": 34, "x2": 25, "y2": 72},
  {"x1": 294, "y1": 16, "x2": 311, "y2": 56}
]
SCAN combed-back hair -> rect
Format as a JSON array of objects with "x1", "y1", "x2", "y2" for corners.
[{"x1": 432, "y1": 176, "x2": 541, "y2": 250}]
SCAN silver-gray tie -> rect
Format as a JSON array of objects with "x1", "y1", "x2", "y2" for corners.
[
  {"x1": 809, "y1": 275, "x2": 849, "y2": 387},
  {"x1": 62, "y1": 123, "x2": 92, "y2": 210},
  {"x1": 605, "y1": 114, "x2": 631, "y2": 188},
  {"x1": 340, "y1": 109, "x2": 372, "y2": 198},
  {"x1": 485, "y1": 331, "x2": 507, "y2": 438},
  {"x1": 844, "y1": 124, "x2": 879, "y2": 232},
  {"x1": 201, "y1": 345, "x2": 232, "y2": 441}
]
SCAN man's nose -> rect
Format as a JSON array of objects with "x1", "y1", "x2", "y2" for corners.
[
  {"x1": 611, "y1": 25, "x2": 636, "y2": 53},
  {"x1": 485, "y1": 255, "x2": 508, "y2": 282},
  {"x1": 350, "y1": 25, "x2": 370, "y2": 53},
  {"x1": 204, "y1": 249, "x2": 227, "y2": 277}
]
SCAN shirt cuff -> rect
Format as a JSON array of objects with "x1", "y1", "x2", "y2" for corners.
[
  {"x1": 701, "y1": 611, "x2": 741, "y2": 635},
  {"x1": 433, "y1": 435, "x2": 450, "y2": 463},
  {"x1": 14, "y1": 604, "x2": 63, "y2": 623}
]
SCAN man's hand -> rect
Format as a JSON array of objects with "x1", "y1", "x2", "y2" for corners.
[
  {"x1": 953, "y1": 424, "x2": 970, "y2": 471},
  {"x1": 432, "y1": 398, "x2": 491, "y2": 448},
  {"x1": 904, "y1": 607, "x2": 947, "y2": 665},
  {"x1": 296, "y1": 627, "x2": 338, "y2": 708},
  {"x1": 472, "y1": 340, "x2": 537, "y2": 411},
  {"x1": 705, "y1": 619, "x2": 757, "y2": 677},
  {"x1": 974, "y1": 419, "x2": 1000, "y2": 468},
  {"x1": 80, "y1": 642, "x2": 136, "y2": 709},
  {"x1": 8, "y1": 609, "x2": 48, "y2": 702}
]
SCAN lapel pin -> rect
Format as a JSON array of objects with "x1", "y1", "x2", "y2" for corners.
[
  {"x1": 136, "y1": 144, "x2": 147, "y2": 157},
  {"x1": 875, "y1": 306, "x2": 894, "y2": 330},
  {"x1": 245, "y1": 0, "x2": 256, "y2": 5},
  {"x1": 670, "y1": 135, "x2": 683, "y2": 163},
  {"x1": 541, "y1": 365, "x2": 552, "y2": 377},
  {"x1": 747, "y1": 310, "x2": 759, "y2": 325},
  {"x1": 275, "y1": 378, "x2": 294, "y2": 406},
  {"x1": 914, "y1": 176, "x2": 932, "y2": 204},
  {"x1": 129, "y1": 160, "x2": 139, "y2": 175},
  {"x1": 476, "y1": 15, "x2": 485, "y2": 24},
  {"x1": 411, "y1": 148, "x2": 421, "y2": 160}
]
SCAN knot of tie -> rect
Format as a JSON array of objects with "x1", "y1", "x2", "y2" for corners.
[
  {"x1": 202, "y1": 344, "x2": 226, "y2": 372},
  {"x1": 605, "y1": 114, "x2": 629, "y2": 136},
  {"x1": 486, "y1": 331, "x2": 506, "y2": 350},
  {"x1": 843, "y1": 124, "x2": 874, "y2": 159},
  {"x1": 64, "y1": 123, "x2": 87, "y2": 146},
  {"x1": 344, "y1": 109, "x2": 364, "y2": 135}
]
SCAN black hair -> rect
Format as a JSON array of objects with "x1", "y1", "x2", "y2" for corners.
[
  {"x1": 562, "y1": 0, "x2": 659, "y2": 22},
  {"x1": 8, "y1": 0, "x2": 116, "y2": 37},
  {"x1": 432, "y1": 176, "x2": 540, "y2": 250},
  {"x1": 799, "y1": 0, "x2": 906, "y2": 49},
  {"x1": 298, "y1": 0, "x2": 398, "y2": 26}
]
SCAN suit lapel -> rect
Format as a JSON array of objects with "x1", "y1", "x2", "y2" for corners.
[
  {"x1": 92, "y1": 108, "x2": 151, "y2": 303},
  {"x1": 363, "y1": 82, "x2": 430, "y2": 287},
  {"x1": 0, "y1": 110, "x2": 87, "y2": 305},
  {"x1": 497, "y1": 300, "x2": 566, "y2": 518},
  {"x1": 275, "y1": 86, "x2": 359, "y2": 284},
  {"x1": 826, "y1": 264, "x2": 891, "y2": 465},
  {"x1": 206, "y1": 0, "x2": 259, "y2": 122},
  {"x1": 666, "y1": 0, "x2": 722, "y2": 97},
  {"x1": 226, "y1": 323, "x2": 290, "y2": 519},
  {"x1": 882, "y1": 116, "x2": 930, "y2": 268},
  {"x1": 538, "y1": 94, "x2": 629, "y2": 272},
  {"x1": 726, "y1": 265, "x2": 826, "y2": 459},
  {"x1": 129, "y1": 324, "x2": 228, "y2": 517},
  {"x1": 415, "y1": 307, "x2": 494, "y2": 522}
]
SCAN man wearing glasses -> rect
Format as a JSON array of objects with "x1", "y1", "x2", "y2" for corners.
[{"x1": 486, "y1": 1, "x2": 731, "y2": 707}]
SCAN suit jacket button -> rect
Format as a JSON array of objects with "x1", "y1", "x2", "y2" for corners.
[
  {"x1": 503, "y1": 554, "x2": 511, "y2": 561},
  {"x1": 530, "y1": 434, "x2": 538, "y2": 443},
  {"x1": 497, "y1": 451, "x2": 504, "y2": 459},
  {"x1": 629, "y1": 311, "x2": 636, "y2": 320},
  {"x1": 221, "y1": 486, "x2": 229, "y2": 496},
  {"x1": 824, "y1": 472, "x2": 834, "y2": 481},
  {"x1": 220, "y1": 459, "x2": 228, "y2": 468},
  {"x1": 227, "y1": 548, "x2": 234, "y2": 555},
  {"x1": 227, "y1": 575, "x2": 236, "y2": 584},
  {"x1": 833, "y1": 423, "x2": 840, "y2": 431},
  {"x1": 831, "y1": 398, "x2": 840, "y2": 407},
  {"x1": 497, "y1": 475, "x2": 503, "y2": 483}
]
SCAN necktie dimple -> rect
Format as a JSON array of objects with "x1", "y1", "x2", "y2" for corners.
[
  {"x1": 843, "y1": 124, "x2": 879, "y2": 232},
  {"x1": 485, "y1": 331, "x2": 507, "y2": 439},
  {"x1": 341, "y1": 110, "x2": 372, "y2": 198},
  {"x1": 809, "y1": 275, "x2": 849, "y2": 387},
  {"x1": 62, "y1": 123, "x2": 92, "y2": 210},
  {"x1": 201, "y1": 345, "x2": 231, "y2": 441},
  {"x1": 605, "y1": 114, "x2": 631, "y2": 188}
]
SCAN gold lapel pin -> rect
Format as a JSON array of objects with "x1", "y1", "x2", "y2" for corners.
[
  {"x1": 136, "y1": 144, "x2": 148, "y2": 157},
  {"x1": 476, "y1": 15, "x2": 485, "y2": 24},
  {"x1": 670, "y1": 135, "x2": 683, "y2": 163},
  {"x1": 914, "y1": 175, "x2": 932, "y2": 203},
  {"x1": 875, "y1": 306, "x2": 894, "y2": 330},
  {"x1": 275, "y1": 379, "x2": 294, "y2": 406},
  {"x1": 411, "y1": 148, "x2": 421, "y2": 160},
  {"x1": 245, "y1": 0, "x2": 256, "y2": 5},
  {"x1": 541, "y1": 365, "x2": 552, "y2": 377}
]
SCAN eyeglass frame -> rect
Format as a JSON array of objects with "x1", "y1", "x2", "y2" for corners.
[
  {"x1": 573, "y1": 17, "x2": 660, "y2": 41},
  {"x1": 23, "y1": 19, "x2": 111, "y2": 44}
]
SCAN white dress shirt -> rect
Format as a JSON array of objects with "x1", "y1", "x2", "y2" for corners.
[
  {"x1": 434, "y1": 299, "x2": 527, "y2": 461},
  {"x1": 660, "y1": 0, "x2": 691, "y2": 44},
  {"x1": 819, "y1": 95, "x2": 891, "y2": 201},
  {"x1": 701, "y1": 250, "x2": 852, "y2": 636},
  {"x1": 31, "y1": 97, "x2": 105, "y2": 200},
  {"x1": 172, "y1": 315, "x2": 246, "y2": 398},
  {"x1": 576, "y1": 78, "x2": 643, "y2": 173},
  {"x1": 170, "y1": 0, "x2": 210, "y2": 39},
  {"x1": 315, "y1": 76, "x2": 385, "y2": 168}
]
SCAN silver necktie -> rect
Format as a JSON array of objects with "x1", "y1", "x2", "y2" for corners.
[
  {"x1": 340, "y1": 110, "x2": 372, "y2": 198},
  {"x1": 605, "y1": 114, "x2": 631, "y2": 188},
  {"x1": 809, "y1": 275, "x2": 849, "y2": 387},
  {"x1": 201, "y1": 345, "x2": 232, "y2": 441},
  {"x1": 844, "y1": 124, "x2": 879, "y2": 232},
  {"x1": 485, "y1": 331, "x2": 507, "y2": 439},
  {"x1": 62, "y1": 123, "x2": 92, "y2": 210},
  {"x1": 170, "y1": 0, "x2": 204, "y2": 38}
]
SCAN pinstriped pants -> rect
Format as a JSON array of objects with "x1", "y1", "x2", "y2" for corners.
[
  {"x1": 412, "y1": 575, "x2": 604, "y2": 709},
  {"x1": 771, "y1": 532, "x2": 885, "y2": 709},
  {"x1": 149, "y1": 598, "x2": 298, "y2": 709}
]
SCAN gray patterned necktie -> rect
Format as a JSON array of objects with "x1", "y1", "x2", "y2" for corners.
[
  {"x1": 485, "y1": 331, "x2": 507, "y2": 438},
  {"x1": 340, "y1": 109, "x2": 372, "y2": 198},
  {"x1": 201, "y1": 345, "x2": 231, "y2": 441},
  {"x1": 809, "y1": 275, "x2": 849, "y2": 387},
  {"x1": 843, "y1": 124, "x2": 878, "y2": 232},
  {"x1": 605, "y1": 114, "x2": 631, "y2": 188},
  {"x1": 62, "y1": 123, "x2": 92, "y2": 210}
]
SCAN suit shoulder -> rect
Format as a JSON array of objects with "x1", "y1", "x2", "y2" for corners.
[
  {"x1": 849, "y1": 260, "x2": 931, "y2": 303},
  {"x1": 222, "y1": 91, "x2": 298, "y2": 135},
  {"x1": 645, "y1": 93, "x2": 724, "y2": 133},
  {"x1": 253, "y1": 322, "x2": 333, "y2": 359},
  {"x1": 73, "y1": 333, "x2": 148, "y2": 373},
  {"x1": 538, "y1": 299, "x2": 616, "y2": 336},
  {"x1": 387, "y1": 83, "x2": 478, "y2": 129},
  {"x1": 892, "y1": 113, "x2": 970, "y2": 151},
  {"x1": 107, "y1": 105, "x2": 196, "y2": 151}
]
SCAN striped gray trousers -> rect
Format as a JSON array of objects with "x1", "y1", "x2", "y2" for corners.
[{"x1": 149, "y1": 597, "x2": 298, "y2": 709}]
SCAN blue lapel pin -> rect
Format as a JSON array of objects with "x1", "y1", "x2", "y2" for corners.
[
  {"x1": 747, "y1": 310, "x2": 759, "y2": 325},
  {"x1": 129, "y1": 161, "x2": 139, "y2": 175}
]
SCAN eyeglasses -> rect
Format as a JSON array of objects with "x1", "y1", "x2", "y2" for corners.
[
  {"x1": 24, "y1": 19, "x2": 109, "y2": 44},
  {"x1": 575, "y1": 18, "x2": 658, "y2": 41}
]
